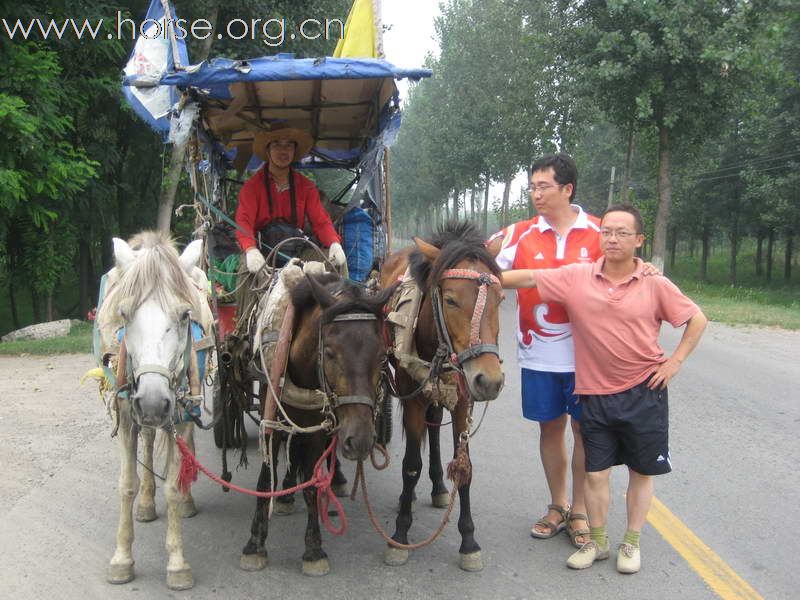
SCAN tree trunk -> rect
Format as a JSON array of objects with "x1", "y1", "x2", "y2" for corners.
[
  {"x1": 78, "y1": 239, "x2": 91, "y2": 319},
  {"x1": 729, "y1": 219, "x2": 740, "y2": 287},
  {"x1": 668, "y1": 226, "x2": 678, "y2": 271},
  {"x1": 469, "y1": 188, "x2": 475, "y2": 220},
  {"x1": 482, "y1": 179, "x2": 490, "y2": 237},
  {"x1": 31, "y1": 289, "x2": 42, "y2": 323},
  {"x1": 443, "y1": 197, "x2": 450, "y2": 222},
  {"x1": 700, "y1": 226, "x2": 711, "y2": 282},
  {"x1": 689, "y1": 236, "x2": 696, "y2": 258},
  {"x1": 755, "y1": 229, "x2": 764, "y2": 276},
  {"x1": 501, "y1": 177, "x2": 512, "y2": 229},
  {"x1": 8, "y1": 282, "x2": 19, "y2": 330},
  {"x1": 46, "y1": 294, "x2": 54, "y2": 322},
  {"x1": 766, "y1": 227, "x2": 775, "y2": 282},
  {"x1": 652, "y1": 125, "x2": 672, "y2": 271},
  {"x1": 621, "y1": 124, "x2": 635, "y2": 203},
  {"x1": 785, "y1": 229, "x2": 794, "y2": 281}
]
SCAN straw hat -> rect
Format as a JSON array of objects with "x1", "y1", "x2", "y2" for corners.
[{"x1": 252, "y1": 125, "x2": 314, "y2": 163}]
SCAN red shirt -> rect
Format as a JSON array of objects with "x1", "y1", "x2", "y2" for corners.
[
  {"x1": 489, "y1": 206, "x2": 602, "y2": 372},
  {"x1": 536, "y1": 258, "x2": 700, "y2": 394},
  {"x1": 235, "y1": 168, "x2": 340, "y2": 251}
]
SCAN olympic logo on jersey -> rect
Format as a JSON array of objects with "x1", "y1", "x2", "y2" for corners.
[{"x1": 520, "y1": 302, "x2": 572, "y2": 346}]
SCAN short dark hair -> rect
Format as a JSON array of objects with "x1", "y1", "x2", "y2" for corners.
[
  {"x1": 602, "y1": 203, "x2": 644, "y2": 234},
  {"x1": 529, "y1": 153, "x2": 578, "y2": 201}
]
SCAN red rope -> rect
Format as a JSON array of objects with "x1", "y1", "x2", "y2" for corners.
[{"x1": 174, "y1": 434, "x2": 348, "y2": 535}]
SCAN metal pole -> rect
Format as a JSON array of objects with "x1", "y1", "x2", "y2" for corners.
[
  {"x1": 373, "y1": 0, "x2": 384, "y2": 58},
  {"x1": 384, "y1": 149, "x2": 392, "y2": 254},
  {"x1": 160, "y1": 0, "x2": 183, "y2": 70},
  {"x1": 607, "y1": 166, "x2": 616, "y2": 208}
]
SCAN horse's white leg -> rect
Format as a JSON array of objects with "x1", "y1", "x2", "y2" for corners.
[
  {"x1": 107, "y1": 409, "x2": 139, "y2": 584},
  {"x1": 135, "y1": 427, "x2": 157, "y2": 522},
  {"x1": 179, "y1": 424, "x2": 198, "y2": 518},
  {"x1": 163, "y1": 424, "x2": 193, "y2": 590}
]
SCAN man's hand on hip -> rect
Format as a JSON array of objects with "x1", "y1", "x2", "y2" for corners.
[{"x1": 647, "y1": 357, "x2": 682, "y2": 390}]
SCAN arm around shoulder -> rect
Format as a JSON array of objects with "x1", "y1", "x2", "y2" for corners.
[{"x1": 500, "y1": 269, "x2": 538, "y2": 289}]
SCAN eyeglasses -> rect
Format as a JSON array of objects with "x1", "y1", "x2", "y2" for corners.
[
  {"x1": 600, "y1": 229, "x2": 639, "y2": 239},
  {"x1": 527, "y1": 183, "x2": 563, "y2": 195}
]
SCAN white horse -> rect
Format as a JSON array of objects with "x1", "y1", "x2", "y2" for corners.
[{"x1": 96, "y1": 231, "x2": 211, "y2": 590}]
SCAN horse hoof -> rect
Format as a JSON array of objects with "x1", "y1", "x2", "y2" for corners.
[
  {"x1": 107, "y1": 561, "x2": 134, "y2": 584},
  {"x1": 135, "y1": 503, "x2": 157, "y2": 522},
  {"x1": 459, "y1": 551, "x2": 483, "y2": 572},
  {"x1": 240, "y1": 552, "x2": 268, "y2": 571},
  {"x1": 179, "y1": 499, "x2": 198, "y2": 518},
  {"x1": 302, "y1": 558, "x2": 330, "y2": 576},
  {"x1": 431, "y1": 492, "x2": 450, "y2": 508},
  {"x1": 166, "y1": 567, "x2": 194, "y2": 590},
  {"x1": 332, "y1": 483, "x2": 348, "y2": 498},
  {"x1": 274, "y1": 500, "x2": 295, "y2": 515},
  {"x1": 384, "y1": 546, "x2": 409, "y2": 566}
]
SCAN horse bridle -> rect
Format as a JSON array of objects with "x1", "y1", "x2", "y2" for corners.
[
  {"x1": 317, "y1": 311, "x2": 381, "y2": 409},
  {"x1": 431, "y1": 268, "x2": 501, "y2": 369}
]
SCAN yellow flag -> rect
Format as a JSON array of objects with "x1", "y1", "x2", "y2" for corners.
[{"x1": 333, "y1": 0, "x2": 377, "y2": 58}]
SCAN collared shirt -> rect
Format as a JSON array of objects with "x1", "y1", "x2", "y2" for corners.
[
  {"x1": 535, "y1": 257, "x2": 700, "y2": 395},
  {"x1": 489, "y1": 205, "x2": 602, "y2": 372},
  {"x1": 235, "y1": 168, "x2": 340, "y2": 251}
]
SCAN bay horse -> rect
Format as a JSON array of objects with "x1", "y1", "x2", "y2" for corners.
[
  {"x1": 97, "y1": 232, "x2": 210, "y2": 590},
  {"x1": 379, "y1": 221, "x2": 505, "y2": 571},
  {"x1": 240, "y1": 271, "x2": 398, "y2": 576}
]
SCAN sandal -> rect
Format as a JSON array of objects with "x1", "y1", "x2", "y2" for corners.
[
  {"x1": 530, "y1": 504, "x2": 569, "y2": 539},
  {"x1": 566, "y1": 512, "x2": 591, "y2": 548}
]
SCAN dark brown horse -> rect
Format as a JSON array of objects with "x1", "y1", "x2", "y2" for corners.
[
  {"x1": 379, "y1": 221, "x2": 505, "y2": 571},
  {"x1": 240, "y1": 272, "x2": 397, "y2": 576}
]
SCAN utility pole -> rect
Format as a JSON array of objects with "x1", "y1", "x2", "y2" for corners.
[{"x1": 607, "y1": 166, "x2": 616, "y2": 208}]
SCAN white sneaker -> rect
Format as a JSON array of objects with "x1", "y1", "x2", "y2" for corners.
[
  {"x1": 566, "y1": 540, "x2": 610, "y2": 570},
  {"x1": 617, "y1": 543, "x2": 641, "y2": 574}
]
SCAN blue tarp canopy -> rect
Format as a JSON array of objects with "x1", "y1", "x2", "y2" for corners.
[{"x1": 124, "y1": 53, "x2": 431, "y2": 169}]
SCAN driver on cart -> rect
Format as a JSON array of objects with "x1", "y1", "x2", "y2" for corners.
[{"x1": 235, "y1": 124, "x2": 346, "y2": 273}]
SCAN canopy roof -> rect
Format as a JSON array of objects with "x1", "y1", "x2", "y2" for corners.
[{"x1": 125, "y1": 54, "x2": 431, "y2": 169}]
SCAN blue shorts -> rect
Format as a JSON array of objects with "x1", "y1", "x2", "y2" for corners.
[{"x1": 521, "y1": 369, "x2": 581, "y2": 422}]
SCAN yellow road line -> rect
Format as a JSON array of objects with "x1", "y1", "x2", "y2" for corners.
[{"x1": 648, "y1": 497, "x2": 763, "y2": 600}]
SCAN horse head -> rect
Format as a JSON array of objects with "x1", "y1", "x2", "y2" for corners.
[
  {"x1": 109, "y1": 232, "x2": 204, "y2": 429},
  {"x1": 289, "y1": 272, "x2": 398, "y2": 461},
  {"x1": 410, "y1": 221, "x2": 505, "y2": 402}
]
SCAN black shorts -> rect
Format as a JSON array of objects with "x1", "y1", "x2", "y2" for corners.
[{"x1": 580, "y1": 378, "x2": 671, "y2": 476}]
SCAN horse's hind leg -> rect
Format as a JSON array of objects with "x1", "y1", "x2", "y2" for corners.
[
  {"x1": 240, "y1": 433, "x2": 276, "y2": 571},
  {"x1": 452, "y1": 398, "x2": 482, "y2": 572},
  {"x1": 162, "y1": 424, "x2": 193, "y2": 590},
  {"x1": 301, "y1": 434, "x2": 329, "y2": 576},
  {"x1": 426, "y1": 403, "x2": 449, "y2": 508},
  {"x1": 385, "y1": 399, "x2": 425, "y2": 566},
  {"x1": 135, "y1": 427, "x2": 157, "y2": 522},
  {"x1": 108, "y1": 412, "x2": 139, "y2": 584}
]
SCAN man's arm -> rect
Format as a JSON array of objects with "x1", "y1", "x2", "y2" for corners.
[
  {"x1": 500, "y1": 269, "x2": 539, "y2": 289},
  {"x1": 647, "y1": 310, "x2": 709, "y2": 390}
]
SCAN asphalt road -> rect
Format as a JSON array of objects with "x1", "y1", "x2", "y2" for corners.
[{"x1": 0, "y1": 300, "x2": 797, "y2": 599}]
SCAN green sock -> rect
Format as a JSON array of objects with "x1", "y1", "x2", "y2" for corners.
[
  {"x1": 623, "y1": 530, "x2": 641, "y2": 547},
  {"x1": 590, "y1": 525, "x2": 608, "y2": 548}
]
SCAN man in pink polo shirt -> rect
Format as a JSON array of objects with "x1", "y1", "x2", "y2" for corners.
[{"x1": 502, "y1": 204, "x2": 708, "y2": 574}]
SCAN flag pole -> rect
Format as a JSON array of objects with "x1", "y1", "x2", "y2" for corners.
[{"x1": 160, "y1": 0, "x2": 183, "y2": 70}]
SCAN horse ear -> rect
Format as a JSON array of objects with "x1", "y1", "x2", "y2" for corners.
[
  {"x1": 413, "y1": 237, "x2": 440, "y2": 262},
  {"x1": 179, "y1": 239, "x2": 203, "y2": 273},
  {"x1": 113, "y1": 237, "x2": 136, "y2": 270},
  {"x1": 305, "y1": 273, "x2": 337, "y2": 310}
]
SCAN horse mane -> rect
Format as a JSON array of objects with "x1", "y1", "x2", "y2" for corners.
[
  {"x1": 291, "y1": 273, "x2": 388, "y2": 321},
  {"x1": 102, "y1": 231, "x2": 200, "y2": 325},
  {"x1": 408, "y1": 220, "x2": 501, "y2": 292}
]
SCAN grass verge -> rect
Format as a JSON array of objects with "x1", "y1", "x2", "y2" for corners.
[{"x1": 0, "y1": 322, "x2": 94, "y2": 356}]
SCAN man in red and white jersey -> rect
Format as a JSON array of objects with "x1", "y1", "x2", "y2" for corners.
[{"x1": 487, "y1": 153, "x2": 600, "y2": 548}]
